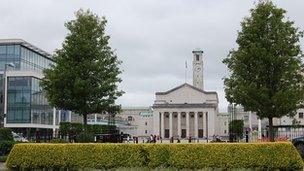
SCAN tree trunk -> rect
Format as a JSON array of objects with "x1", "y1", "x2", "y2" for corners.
[
  {"x1": 83, "y1": 114, "x2": 87, "y2": 126},
  {"x1": 268, "y1": 117, "x2": 275, "y2": 142}
]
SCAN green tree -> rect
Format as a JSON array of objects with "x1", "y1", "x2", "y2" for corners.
[
  {"x1": 223, "y1": 1, "x2": 304, "y2": 142},
  {"x1": 41, "y1": 9, "x2": 123, "y2": 125},
  {"x1": 0, "y1": 128, "x2": 13, "y2": 141},
  {"x1": 229, "y1": 120, "x2": 244, "y2": 141}
]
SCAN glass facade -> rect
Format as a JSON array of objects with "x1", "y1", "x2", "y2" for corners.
[
  {"x1": 6, "y1": 76, "x2": 53, "y2": 124},
  {"x1": 0, "y1": 44, "x2": 54, "y2": 71},
  {"x1": 0, "y1": 45, "x2": 20, "y2": 70},
  {"x1": 0, "y1": 41, "x2": 60, "y2": 125}
]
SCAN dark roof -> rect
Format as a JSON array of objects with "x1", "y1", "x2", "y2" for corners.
[
  {"x1": 152, "y1": 103, "x2": 217, "y2": 109},
  {"x1": 155, "y1": 83, "x2": 218, "y2": 95}
]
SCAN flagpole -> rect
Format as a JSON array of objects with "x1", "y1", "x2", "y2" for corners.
[{"x1": 185, "y1": 61, "x2": 187, "y2": 83}]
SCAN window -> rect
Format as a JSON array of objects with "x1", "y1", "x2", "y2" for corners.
[
  {"x1": 145, "y1": 122, "x2": 147, "y2": 125},
  {"x1": 224, "y1": 122, "x2": 227, "y2": 126},
  {"x1": 196, "y1": 54, "x2": 199, "y2": 61},
  {"x1": 145, "y1": 130, "x2": 147, "y2": 134},
  {"x1": 127, "y1": 116, "x2": 133, "y2": 121},
  {"x1": 224, "y1": 130, "x2": 227, "y2": 134},
  {"x1": 299, "y1": 113, "x2": 304, "y2": 119},
  {"x1": 190, "y1": 114, "x2": 194, "y2": 118},
  {"x1": 0, "y1": 46, "x2": 6, "y2": 54},
  {"x1": 182, "y1": 114, "x2": 186, "y2": 118}
]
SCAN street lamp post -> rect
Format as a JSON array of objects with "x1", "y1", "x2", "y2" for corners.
[{"x1": 2, "y1": 63, "x2": 15, "y2": 127}]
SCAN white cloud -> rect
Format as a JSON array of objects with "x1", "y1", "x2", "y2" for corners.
[{"x1": 0, "y1": 0, "x2": 303, "y2": 112}]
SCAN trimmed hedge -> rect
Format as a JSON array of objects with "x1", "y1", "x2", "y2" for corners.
[{"x1": 6, "y1": 143, "x2": 304, "y2": 170}]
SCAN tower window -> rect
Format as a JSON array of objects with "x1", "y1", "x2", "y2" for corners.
[{"x1": 196, "y1": 54, "x2": 199, "y2": 61}]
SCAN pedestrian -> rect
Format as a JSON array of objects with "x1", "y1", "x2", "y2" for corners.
[
  {"x1": 153, "y1": 135, "x2": 156, "y2": 143},
  {"x1": 170, "y1": 137, "x2": 174, "y2": 143},
  {"x1": 150, "y1": 134, "x2": 153, "y2": 143},
  {"x1": 177, "y1": 138, "x2": 180, "y2": 143}
]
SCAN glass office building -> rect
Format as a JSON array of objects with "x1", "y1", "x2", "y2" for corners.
[{"x1": 0, "y1": 39, "x2": 69, "y2": 139}]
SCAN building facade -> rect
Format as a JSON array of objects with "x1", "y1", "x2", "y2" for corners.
[
  {"x1": 0, "y1": 39, "x2": 71, "y2": 139},
  {"x1": 228, "y1": 104, "x2": 304, "y2": 139},
  {"x1": 153, "y1": 49, "x2": 219, "y2": 139},
  {"x1": 88, "y1": 107, "x2": 154, "y2": 138},
  {"x1": 216, "y1": 112, "x2": 229, "y2": 138}
]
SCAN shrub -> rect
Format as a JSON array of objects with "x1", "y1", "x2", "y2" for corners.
[
  {"x1": 0, "y1": 141, "x2": 16, "y2": 156},
  {"x1": 0, "y1": 128, "x2": 13, "y2": 141},
  {"x1": 6, "y1": 144, "x2": 145, "y2": 170},
  {"x1": 229, "y1": 119, "x2": 244, "y2": 141},
  {"x1": 5, "y1": 142, "x2": 304, "y2": 170},
  {"x1": 0, "y1": 156, "x2": 7, "y2": 162},
  {"x1": 76, "y1": 132, "x2": 94, "y2": 143},
  {"x1": 59, "y1": 122, "x2": 117, "y2": 138}
]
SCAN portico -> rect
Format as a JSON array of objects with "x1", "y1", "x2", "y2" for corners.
[{"x1": 158, "y1": 111, "x2": 207, "y2": 139}]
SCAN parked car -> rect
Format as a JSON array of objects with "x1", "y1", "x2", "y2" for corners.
[
  {"x1": 12, "y1": 132, "x2": 28, "y2": 142},
  {"x1": 95, "y1": 134, "x2": 123, "y2": 143},
  {"x1": 292, "y1": 136, "x2": 304, "y2": 158}
]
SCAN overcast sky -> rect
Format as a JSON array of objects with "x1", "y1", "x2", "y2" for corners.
[{"x1": 0, "y1": 0, "x2": 303, "y2": 112}]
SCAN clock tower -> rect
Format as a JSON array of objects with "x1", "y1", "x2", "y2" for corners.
[{"x1": 192, "y1": 48, "x2": 204, "y2": 90}]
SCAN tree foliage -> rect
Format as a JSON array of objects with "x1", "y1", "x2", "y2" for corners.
[
  {"x1": 229, "y1": 120, "x2": 244, "y2": 141},
  {"x1": 223, "y1": 1, "x2": 304, "y2": 141},
  {"x1": 0, "y1": 128, "x2": 13, "y2": 141},
  {"x1": 41, "y1": 9, "x2": 123, "y2": 125}
]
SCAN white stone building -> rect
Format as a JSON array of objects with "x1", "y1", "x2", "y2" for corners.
[
  {"x1": 152, "y1": 49, "x2": 219, "y2": 139},
  {"x1": 88, "y1": 107, "x2": 154, "y2": 138},
  {"x1": 217, "y1": 112, "x2": 229, "y2": 138},
  {"x1": 228, "y1": 104, "x2": 304, "y2": 139}
]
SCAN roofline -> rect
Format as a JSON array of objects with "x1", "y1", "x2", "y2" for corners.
[
  {"x1": 152, "y1": 103, "x2": 218, "y2": 109},
  {"x1": 121, "y1": 106, "x2": 151, "y2": 110},
  {"x1": 155, "y1": 83, "x2": 218, "y2": 95},
  {"x1": 0, "y1": 39, "x2": 52, "y2": 60}
]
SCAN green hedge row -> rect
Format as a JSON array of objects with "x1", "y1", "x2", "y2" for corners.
[{"x1": 6, "y1": 143, "x2": 304, "y2": 170}]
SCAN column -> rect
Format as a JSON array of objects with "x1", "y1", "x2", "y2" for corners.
[
  {"x1": 169, "y1": 112, "x2": 173, "y2": 138},
  {"x1": 52, "y1": 108, "x2": 56, "y2": 138},
  {"x1": 258, "y1": 118, "x2": 262, "y2": 139},
  {"x1": 58, "y1": 110, "x2": 61, "y2": 123},
  {"x1": 3, "y1": 74, "x2": 7, "y2": 126},
  {"x1": 94, "y1": 114, "x2": 97, "y2": 124},
  {"x1": 202, "y1": 112, "x2": 207, "y2": 138},
  {"x1": 177, "y1": 112, "x2": 181, "y2": 138},
  {"x1": 186, "y1": 112, "x2": 190, "y2": 138},
  {"x1": 161, "y1": 112, "x2": 165, "y2": 138},
  {"x1": 206, "y1": 112, "x2": 209, "y2": 141},
  {"x1": 194, "y1": 112, "x2": 198, "y2": 139}
]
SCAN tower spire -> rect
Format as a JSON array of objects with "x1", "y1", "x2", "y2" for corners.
[{"x1": 192, "y1": 48, "x2": 204, "y2": 90}]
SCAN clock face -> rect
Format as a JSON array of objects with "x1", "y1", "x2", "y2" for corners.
[{"x1": 196, "y1": 67, "x2": 201, "y2": 71}]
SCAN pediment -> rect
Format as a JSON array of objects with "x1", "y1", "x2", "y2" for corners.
[{"x1": 155, "y1": 83, "x2": 216, "y2": 96}]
